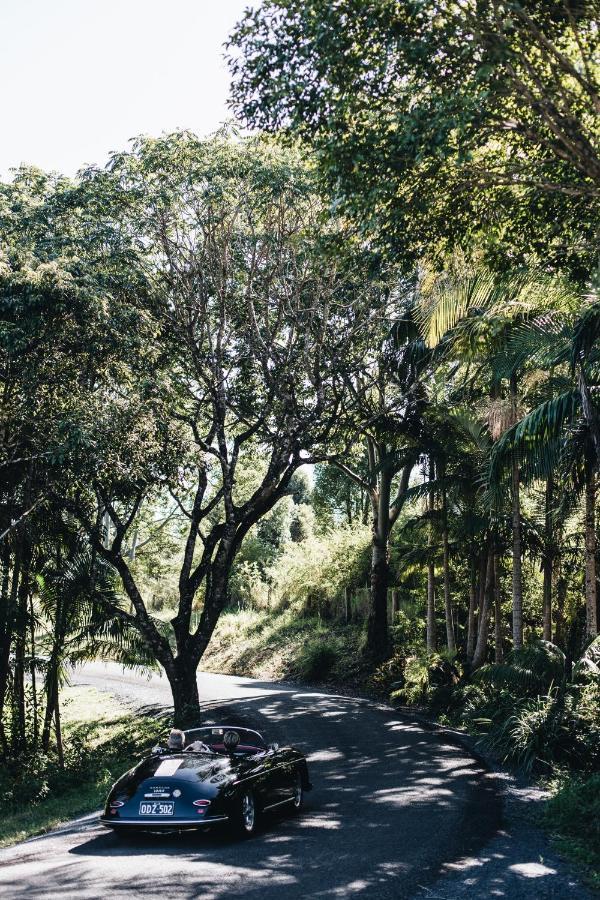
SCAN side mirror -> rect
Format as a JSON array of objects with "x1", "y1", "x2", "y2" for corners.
[{"x1": 268, "y1": 742, "x2": 279, "y2": 752}]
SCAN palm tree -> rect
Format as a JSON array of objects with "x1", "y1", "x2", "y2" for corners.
[
  {"x1": 37, "y1": 545, "x2": 159, "y2": 760},
  {"x1": 490, "y1": 295, "x2": 600, "y2": 639},
  {"x1": 418, "y1": 268, "x2": 583, "y2": 648}
]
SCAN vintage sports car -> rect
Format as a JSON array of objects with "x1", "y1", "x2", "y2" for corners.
[{"x1": 100, "y1": 725, "x2": 312, "y2": 836}]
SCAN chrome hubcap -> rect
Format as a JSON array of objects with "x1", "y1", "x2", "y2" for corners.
[
  {"x1": 242, "y1": 792, "x2": 255, "y2": 830},
  {"x1": 293, "y1": 774, "x2": 302, "y2": 808}
]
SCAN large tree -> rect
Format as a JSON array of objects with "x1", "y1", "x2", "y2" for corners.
[
  {"x1": 0, "y1": 167, "x2": 152, "y2": 753},
  {"x1": 66, "y1": 133, "x2": 388, "y2": 722},
  {"x1": 330, "y1": 307, "x2": 428, "y2": 661},
  {"x1": 229, "y1": 0, "x2": 600, "y2": 277}
]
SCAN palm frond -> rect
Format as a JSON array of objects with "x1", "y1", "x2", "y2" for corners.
[
  {"x1": 572, "y1": 297, "x2": 600, "y2": 370},
  {"x1": 418, "y1": 270, "x2": 579, "y2": 349},
  {"x1": 489, "y1": 391, "x2": 580, "y2": 485}
]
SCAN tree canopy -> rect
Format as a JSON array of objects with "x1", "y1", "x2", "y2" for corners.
[{"x1": 229, "y1": 0, "x2": 600, "y2": 277}]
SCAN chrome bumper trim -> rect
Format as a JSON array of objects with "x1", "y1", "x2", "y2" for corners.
[{"x1": 100, "y1": 816, "x2": 229, "y2": 827}]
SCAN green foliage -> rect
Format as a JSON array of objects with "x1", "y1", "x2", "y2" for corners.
[
  {"x1": 297, "y1": 639, "x2": 338, "y2": 681},
  {"x1": 271, "y1": 524, "x2": 371, "y2": 615},
  {"x1": 386, "y1": 651, "x2": 461, "y2": 706},
  {"x1": 229, "y1": 0, "x2": 600, "y2": 277},
  {"x1": 0, "y1": 687, "x2": 166, "y2": 848},
  {"x1": 202, "y1": 605, "x2": 365, "y2": 687},
  {"x1": 439, "y1": 641, "x2": 600, "y2": 776},
  {"x1": 474, "y1": 641, "x2": 567, "y2": 696},
  {"x1": 544, "y1": 773, "x2": 600, "y2": 887}
]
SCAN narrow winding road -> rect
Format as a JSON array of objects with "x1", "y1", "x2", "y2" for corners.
[{"x1": 0, "y1": 663, "x2": 590, "y2": 899}]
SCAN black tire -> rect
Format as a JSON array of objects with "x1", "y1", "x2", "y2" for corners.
[
  {"x1": 291, "y1": 771, "x2": 304, "y2": 813},
  {"x1": 233, "y1": 788, "x2": 258, "y2": 837}
]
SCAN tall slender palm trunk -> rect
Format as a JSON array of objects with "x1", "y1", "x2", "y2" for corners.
[
  {"x1": 440, "y1": 462, "x2": 456, "y2": 654},
  {"x1": 510, "y1": 373, "x2": 523, "y2": 650},
  {"x1": 493, "y1": 551, "x2": 503, "y2": 662},
  {"x1": 426, "y1": 458, "x2": 436, "y2": 653},
  {"x1": 584, "y1": 460, "x2": 598, "y2": 638},
  {"x1": 365, "y1": 464, "x2": 392, "y2": 662},
  {"x1": 472, "y1": 545, "x2": 494, "y2": 668},
  {"x1": 542, "y1": 474, "x2": 554, "y2": 642},
  {"x1": 466, "y1": 552, "x2": 478, "y2": 660}
]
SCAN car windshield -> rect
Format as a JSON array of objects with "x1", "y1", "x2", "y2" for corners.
[{"x1": 183, "y1": 726, "x2": 267, "y2": 755}]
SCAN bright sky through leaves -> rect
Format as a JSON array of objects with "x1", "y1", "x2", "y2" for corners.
[{"x1": 0, "y1": 0, "x2": 250, "y2": 178}]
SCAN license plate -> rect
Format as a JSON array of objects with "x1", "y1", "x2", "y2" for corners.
[{"x1": 139, "y1": 801, "x2": 174, "y2": 816}]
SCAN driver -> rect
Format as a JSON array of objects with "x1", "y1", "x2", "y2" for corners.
[
  {"x1": 151, "y1": 727, "x2": 186, "y2": 756},
  {"x1": 167, "y1": 728, "x2": 185, "y2": 751}
]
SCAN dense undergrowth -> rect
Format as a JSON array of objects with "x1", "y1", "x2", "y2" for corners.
[
  {"x1": 0, "y1": 687, "x2": 166, "y2": 848},
  {"x1": 202, "y1": 606, "x2": 367, "y2": 686},
  {"x1": 543, "y1": 773, "x2": 600, "y2": 887}
]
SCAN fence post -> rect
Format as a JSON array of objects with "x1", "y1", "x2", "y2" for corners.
[{"x1": 392, "y1": 588, "x2": 400, "y2": 622}]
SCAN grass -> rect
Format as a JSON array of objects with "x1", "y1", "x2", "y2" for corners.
[
  {"x1": 543, "y1": 773, "x2": 600, "y2": 890},
  {"x1": 0, "y1": 685, "x2": 167, "y2": 848},
  {"x1": 201, "y1": 605, "x2": 367, "y2": 688}
]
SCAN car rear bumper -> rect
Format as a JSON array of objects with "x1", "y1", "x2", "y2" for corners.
[{"x1": 100, "y1": 815, "x2": 229, "y2": 830}]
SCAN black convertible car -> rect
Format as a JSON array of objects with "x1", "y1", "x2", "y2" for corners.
[{"x1": 100, "y1": 725, "x2": 312, "y2": 837}]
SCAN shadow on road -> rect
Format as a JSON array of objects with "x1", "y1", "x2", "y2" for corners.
[
  {"x1": 65, "y1": 688, "x2": 502, "y2": 899},
  {"x1": 2, "y1": 686, "x2": 583, "y2": 899}
]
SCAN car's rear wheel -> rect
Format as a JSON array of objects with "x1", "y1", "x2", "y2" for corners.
[
  {"x1": 233, "y1": 789, "x2": 257, "y2": 836},
  {"x1": 292, "y1": 772, "x2": 303, "y2": 812}
]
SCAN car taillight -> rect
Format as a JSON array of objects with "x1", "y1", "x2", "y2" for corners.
[{"x1": 193, "y1": 799, "x2": 211, "y2": 814}]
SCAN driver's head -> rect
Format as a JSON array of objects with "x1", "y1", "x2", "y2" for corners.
[
  {"x1": 167, "y1": 728, "x2": 185, "y2": 751},
  {"x1": 223, "y1": 730, "x2": 240, "y2": 753}
]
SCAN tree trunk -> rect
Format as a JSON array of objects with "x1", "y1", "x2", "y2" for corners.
[
  {"x1": 167, "y1": 659, "x2": 202, "y2": 728},
  {"x1": 440, "y1": 465, "x2": 456, "y2": 654},
  {"x1": 55, "y1": 695, "x2": 64, "y2": 768},
  {"x1": 42, "y1": 570, "x2": 64, "y2": 753},
  {"x1": 542, "y1": 474, "x2": 554, "y2": 642},
  {"x1": 365, "y1": 461, "x2": 392, "y2": 663},
  {"x1": 0, "y1": 543, "x2": 11, "y2": 755},
  {"x1": 466, "y1": 552, "x2": 478, "y2": 659},
  {"x1": 555, "y1": 571, "x2": 567, "y2": 649},
  {"x1": 392, "y1": 588, "x2": 400, "y2": 622},
  {"x1": 584, "y1": 460, "x2": 598, "y2": 638},
  {"x1": 493, "y1": 551, "x2": 503, "y2": 663},
  {"x1": 366, "y1": 537, "x2": 391, "y2": 662},
  {"x1": 29, "y1": 592, "x2": 38, "y2": 749},
  {"x1": 42, "y1": 669, "x2": 59, "y2": 753},
  {"x1": 12, "y1": 550, "x2": 30, "y2": 754},
  {"x1": 510, "y1": 373, "x2": 524, "y2": 650},
  {"x1": 345, "y1": 586, "x2": 352, "y2": 624},
  {"x1": 426, "y1": 459, "x2": 436, "y2": 653},
  {"x1": 0, "y1": 546, "x2": 18, "y2": 734},
  {"x1": 472, "y1": 546, "x2": 494, "y2": 669}
]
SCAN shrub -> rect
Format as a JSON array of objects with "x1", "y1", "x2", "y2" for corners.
[
  {"x1": 387, "y1": 651, "x2": 461, "y2": 705},
  {"x1": 371, "y1": 652, "x2": 407, "y2": 696},
  {"x1": 298, "y1": 639, "x2": 338, "y2": 681},
  {"x1": 544, "y1": 773, "x2": 600, "y2": 887},
  {"x1": 270, "y1": 524, "x2": 371, "y2": 617},
  {"x1": 456, "y1": 640, "x2": 600, "y2": 776}
]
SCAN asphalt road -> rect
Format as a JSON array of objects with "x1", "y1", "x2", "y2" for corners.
[{"x1": 0, "y1": 663, "x2": 590, "y2": 900}]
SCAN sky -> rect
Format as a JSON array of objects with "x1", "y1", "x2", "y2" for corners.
[{"x1": 0, "y1": 0, "x2": 252, "y2": 178}]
